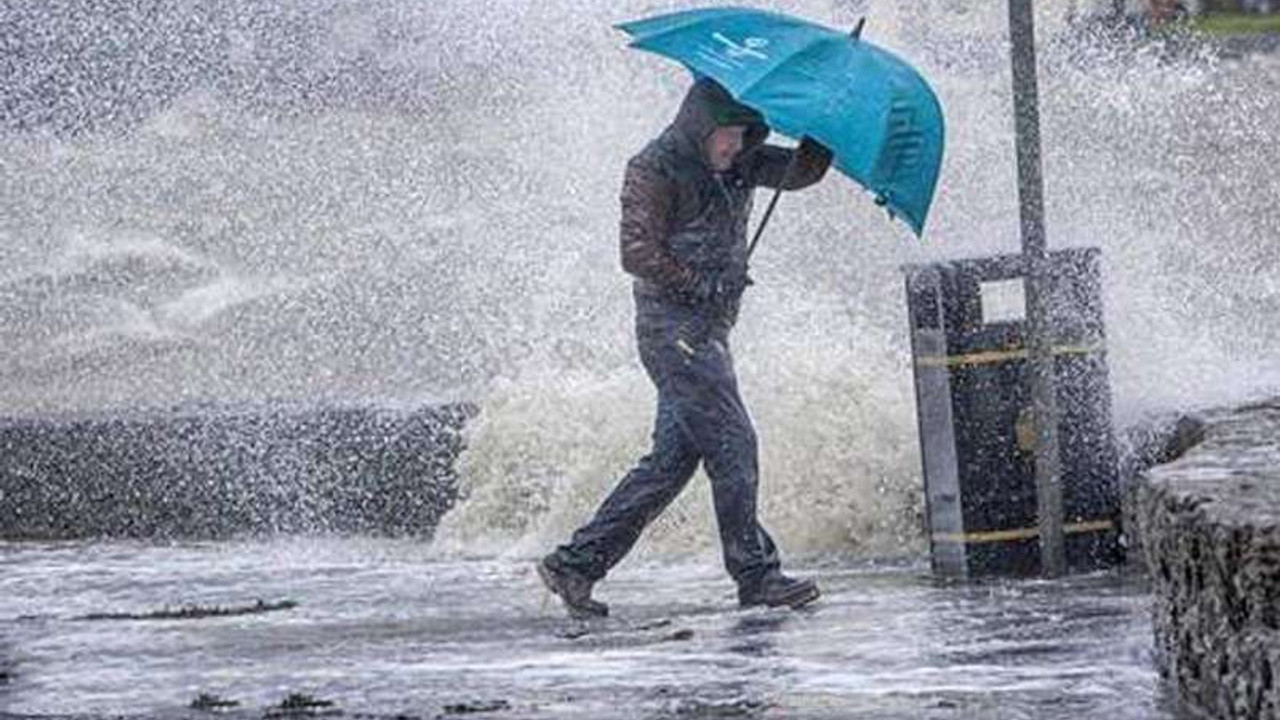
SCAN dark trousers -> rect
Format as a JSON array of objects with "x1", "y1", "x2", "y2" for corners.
[{"x1": 552, "y1": 295, "x2": 780, "y2": 587}]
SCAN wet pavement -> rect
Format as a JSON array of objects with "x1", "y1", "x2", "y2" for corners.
[{"x1": 0, "y1": 539, "x2": 1183, "y2": 719}]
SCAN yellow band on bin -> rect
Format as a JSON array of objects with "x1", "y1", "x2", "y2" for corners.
[
  {"x1": 916, "y1": 345, "x2": 1101, "y2": 369},
  {"x1": 932, "y1": 519, "x2": 1115, "y2": 545}
]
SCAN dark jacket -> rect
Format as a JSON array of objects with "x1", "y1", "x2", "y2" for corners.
[{"x1": 619, "y1": 78, "x2": 832, "y2": 318}]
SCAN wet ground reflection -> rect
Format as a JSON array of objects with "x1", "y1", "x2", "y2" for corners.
[{"x1": 0, "y1": 539, "x2": 1183, "y2": 719}]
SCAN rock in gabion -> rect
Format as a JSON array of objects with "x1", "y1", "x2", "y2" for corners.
[{"x1": 1130, "y1": 400, "x2": 1280, "y2": 720}]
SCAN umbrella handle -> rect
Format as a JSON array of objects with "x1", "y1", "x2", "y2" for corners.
[
  {"x1": 746, "y1": 146, "x2": 801, "y2": 261},
  {"x1": 747, "y1": 186, "x2": 784, "y2": 261}
]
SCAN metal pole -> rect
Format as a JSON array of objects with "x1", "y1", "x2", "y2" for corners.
[
  {"x1": 1007, "y1": 0, "x2": 1065, "y2": 577},
  {"x1": 747, "y1": 146, "x2": 801, "y2": 261}
]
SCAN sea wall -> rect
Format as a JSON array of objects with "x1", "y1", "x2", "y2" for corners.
[
  {"x1": 0, "y1": 403, "x2": 473, "y2": 540},
  {"x1": 1128, "y1": 400, "x2": 1280, "y2": 719}
]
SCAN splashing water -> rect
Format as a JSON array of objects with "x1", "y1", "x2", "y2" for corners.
[{"x1": 2, "y1": 1, "x2": 1278, "y2": 560}]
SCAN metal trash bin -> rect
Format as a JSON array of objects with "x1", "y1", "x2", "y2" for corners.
[{"x1": 904, "y1": 247, "x2": 1121, "y2": 578}]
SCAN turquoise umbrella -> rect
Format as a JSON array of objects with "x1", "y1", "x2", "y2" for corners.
[{"x1": 617, "y1": 7, "x2": 945, "y2": 238}]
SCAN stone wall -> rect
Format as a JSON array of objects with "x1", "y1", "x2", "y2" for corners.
[
  {"x1": 1129, "y1": 400, "x2": 1280, "y2": 719},
  {"x1": 0, "y1": 403, "x2": 473, "y2": 540}
]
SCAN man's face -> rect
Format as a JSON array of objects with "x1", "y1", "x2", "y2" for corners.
[{"x1": 704, "y1": 125, "x2": 746, "y2": 172}]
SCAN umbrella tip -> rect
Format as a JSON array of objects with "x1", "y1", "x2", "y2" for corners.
[{"x1": 851, "y1": 17, "x2": 866, "y2": 39}]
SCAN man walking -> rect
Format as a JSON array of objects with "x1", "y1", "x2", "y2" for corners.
[{"x1": 538, "y1": 78, "x2": 833, "y2": 618}]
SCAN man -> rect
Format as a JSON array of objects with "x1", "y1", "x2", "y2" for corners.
[{"x1": 538, "y1": 77, "x2": 833, "y2": 618}]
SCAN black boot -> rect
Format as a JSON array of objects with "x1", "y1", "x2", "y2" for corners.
[
  {"x1": 537, "y1": 554, "x2": 608, "y2": 619},
  {"x1": 738, "y1": 572, "x2": 820, "y2": 609}
]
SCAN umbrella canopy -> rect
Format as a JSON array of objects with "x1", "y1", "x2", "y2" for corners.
[{"x1": 617, "y1": 7, "x2": 945, "y2": 237}]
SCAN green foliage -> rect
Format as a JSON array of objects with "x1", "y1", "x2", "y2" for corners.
[{"x1": 1193, "y1": 12, "x2": 1280, "y2": 35}]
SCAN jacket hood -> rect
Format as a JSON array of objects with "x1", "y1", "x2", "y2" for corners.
[{"x1": 668, "y1": 78, "x2": 770, "y2": 165}]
